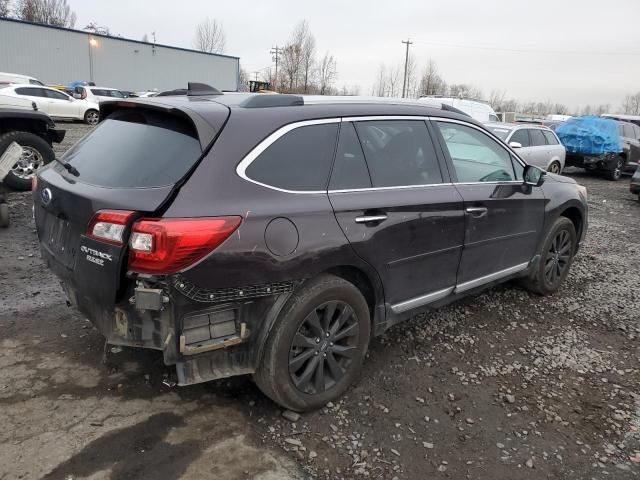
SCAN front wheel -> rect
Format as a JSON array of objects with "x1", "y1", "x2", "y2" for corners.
[
  {"x1": 84, "y1": 109, "x2": 99, "y2": 125},
  {"x1": 254, "y1": 274, "x2": 371, "y2": 412},
  {"x1": 603, "y1": 156, "x2": 624, "y2": 181},
  {"x1": 521, "y1": 217, "x2": 577, "y2": 296}
]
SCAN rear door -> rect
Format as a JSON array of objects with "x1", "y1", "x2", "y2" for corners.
[
  {"x1": 34, "y1": 104, "x2": 229, "y2": 306},
  {"x1": 328, "y1": 119, "x2": 464, "y2": 313},
  {"x1": 432, "y1": 119, "x2": 545, "y2": 289},
  {"x1": 14, "y1": 87, "x2": 50, "y2": 113},
  {"x1": 622, "y1": 123, "x2": 640, "y2": 169},
  {"x1": 527, "y1": 128, "x2": 550, "y2": 168}
]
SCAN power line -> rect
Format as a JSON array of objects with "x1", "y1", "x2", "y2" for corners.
[
  {"x1": 401, "y1": 38, "x2": 413, "y2": 98},
  {"x1": 270, "y1": 46, "x2": 282, "y2": 91},
  {"x1": 411, "y1": 40, "x2": 640, "y2": 56}
]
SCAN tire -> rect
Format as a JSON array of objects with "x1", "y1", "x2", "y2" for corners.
[
  {"x1": 254, "y1": 274, "x2": 371, "y2": 412},
  {"x1": 547, "y1": 161, "x2": 562, "y2": 174},
  {"x1": 521, "y1": 217, "x2": 577, "y2": 296},
  {"x1": 0, "y1": 203, "x2": 8, "y2": 228},
  {"x1": 603, "y1": 156, "x2": 624, "y2": 181},
  {"x1": 0, "y1": 131, "x2": 54, "y2": 191},
  {"x1": 84, "y1": 109, "x2": 99, "y2": 125}
]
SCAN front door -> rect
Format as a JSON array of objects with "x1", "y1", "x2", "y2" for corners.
[
  {"x1": 432, "y1": 120, "x2": 545, "y2": 290},
  {"x1": 328, "y1": 119, "x2": 465, "y2": 313}
]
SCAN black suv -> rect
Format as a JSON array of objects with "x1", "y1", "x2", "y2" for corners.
[{"x1": 33, "y1": 92, "x2": 588, "y2": 411}]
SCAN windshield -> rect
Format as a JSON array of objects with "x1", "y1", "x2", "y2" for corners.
[
  {"x1": 488, "y1": 127, "x2": 512, "y2": 141},
  {"x1": 61, "y1": 110, "x2": 201, "y2": 188}
]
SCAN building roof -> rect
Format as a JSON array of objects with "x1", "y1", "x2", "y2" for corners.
[{"x1": 0, "y1": 17, "x2": 240, "y2": 60}]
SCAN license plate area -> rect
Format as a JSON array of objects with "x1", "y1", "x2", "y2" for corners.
[{"x1": 42, "y1": 213, "x2": 78, "y2": 270}]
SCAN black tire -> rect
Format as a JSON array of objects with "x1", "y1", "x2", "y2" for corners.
[
  {"x1": 0, "y1": 131, "x2": 54, "y2": 191},
  {"x1": 0, "y1": 203, "x2": 8, "y2": 228},
  {"x1": 521, "y1": 217, "x2": 577, "y2": 296},
  {"x1": 254, "y1": 274, "x2": 371, "y2": 412},
  {"x1": 603, "y1": 156, "x2": 624, "y2": 181},
  {"x1": 84, "y1": 109, "x2": 99, "y2": 125},
  {"x1": 547, "y1": 161, "x2": 562, "y2": 174}
]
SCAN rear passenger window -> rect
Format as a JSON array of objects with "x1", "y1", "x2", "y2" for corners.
[
  {"x1": 245, "y1": 123, "x2": 339, "y2": 191},
  {"x1": 15, "y1": 87, "x2": 46, "y2": 97},
  {"x1": 542, "y1": 131, "x2": 558, "y2": 145},
  {"x1": 354, "y1": 120, "x2": 443, "y2": 187},
  {"x1": 529, "y1": 129, "x2": 546, "y2": 146},
  {"x1": 623, "y1": 124, "x2": 634, "y2": 138},
  {"x1": 510, "y1": 129, "x2": 530, "y2": 147},
  {"x1": 329, "y1": 122, "x2": 372, "y2": 190}
]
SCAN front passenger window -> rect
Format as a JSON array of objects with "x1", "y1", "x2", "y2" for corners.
[{"x1": 435, "y1": 122, "x2": 516, "y2": 183}]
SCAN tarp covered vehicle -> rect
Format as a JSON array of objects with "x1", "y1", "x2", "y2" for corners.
[{"x1": 556, "y1": 116, "x2": 629, "y2": 180}]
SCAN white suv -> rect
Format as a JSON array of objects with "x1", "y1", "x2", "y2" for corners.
[
  {"x1": 0, "y1": 84, "x2": 100, "y2": 124},
  {"x1": 74, "y1": 86, "x2": 127, "y2": 104}
]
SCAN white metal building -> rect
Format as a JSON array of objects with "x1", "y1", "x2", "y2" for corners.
[{"x1": 0, "y1": 18, "x2": 240, "y2": 92}]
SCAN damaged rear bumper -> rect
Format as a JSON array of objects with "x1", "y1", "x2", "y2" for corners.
[{"x1": 61, "y1": 275, "x2": 295, "y2": 386}]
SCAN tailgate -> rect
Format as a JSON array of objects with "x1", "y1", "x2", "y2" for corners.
[{"x1": 34, "y1": 101, "x2": 229, "y2": 307}]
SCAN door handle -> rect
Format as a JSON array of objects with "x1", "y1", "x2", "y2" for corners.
[
  {"x1": 355, "y1": 214, "x2": 388, "y2": 224},
  {"x1": 465, "y1": 207, "x2": 487, "y2": 218}
]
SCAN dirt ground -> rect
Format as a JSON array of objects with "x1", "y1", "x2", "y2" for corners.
[{"x1": 0, "y1": 122, "x2": 638, "y2": 480}]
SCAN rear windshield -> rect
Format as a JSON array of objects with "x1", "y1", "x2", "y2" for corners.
[
  {"x1": 488, "y1": 127, "x2": 512, "y2": 141},
  {"x1": 62, "y1": 109, "x2": 201, "y2": 188}
]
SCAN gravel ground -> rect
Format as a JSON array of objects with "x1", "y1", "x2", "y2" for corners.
[{"x1": 0, "y1": 122, "x2": 638, "y2": 479}]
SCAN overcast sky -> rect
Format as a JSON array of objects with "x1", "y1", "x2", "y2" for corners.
[{"x1": 71, "y1": 0, "x2": 640, "y2": 110}]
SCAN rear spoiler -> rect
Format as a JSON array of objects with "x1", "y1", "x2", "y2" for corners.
[{"x1": 99, "y1": 99, "x2": 229, "y2": 150}]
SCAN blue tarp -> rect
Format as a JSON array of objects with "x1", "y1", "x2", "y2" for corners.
[{"x1": 555, "y1": 116, "x2": 622, "y2": 155}]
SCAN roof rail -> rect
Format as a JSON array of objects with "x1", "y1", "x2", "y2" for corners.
[
  {"x1": 187, "y1": 82, "x2": 221, "y2": 96},
  {"x1": 240, "y1": 94, "x2": 303, "y2": 108},
  {"x1": 440, "y1": 104, "x2": 471, "y2": 117}
]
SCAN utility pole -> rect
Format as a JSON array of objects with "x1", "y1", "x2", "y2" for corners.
[
  {"x1": 270, "y1": 46, "x2": 281, "y2": 92},
  {"x1": 401, "y1": 38, "x2": 413, "y2": 98}
]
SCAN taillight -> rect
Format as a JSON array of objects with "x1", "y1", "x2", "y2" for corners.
[
  {"x1": 87, "y1": 210, "x2": 135, "y2": 245},
  {"x1": 81, "y1": 89, "x2": 87, "y2": 99},
  {"x1": 128, "y1": 216, "x2": 242, "y2": 274},
  {"x1": 32, "y1": 175, "x2": 38, "y2": 191}
]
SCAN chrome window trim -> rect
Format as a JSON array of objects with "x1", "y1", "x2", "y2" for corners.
[
  {"x1": 235, "y1": 117, "x2": 341, "y2": 195},
  {"x1": 235, "y1": 115, "x2": 529, "y2": 195}
]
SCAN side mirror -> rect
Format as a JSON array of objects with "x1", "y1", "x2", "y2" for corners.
[
  {"x1": 524, "y1": 165, "x2": 546, "y2": 187},
  {"x1": 509, "y1": 141, "x2": 522, "y2": 149}
]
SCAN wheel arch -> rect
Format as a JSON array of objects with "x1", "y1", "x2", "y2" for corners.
[{"x1": 559, "y1": 206, "x2": 584, "y2": 250}]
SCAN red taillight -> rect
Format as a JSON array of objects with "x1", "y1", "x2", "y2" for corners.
[
  {"x1": 81, "y1": 89, "x2": 87, "y2": 99},
  {"x1": 87, "y1": 210, "x2": 135, "y2": 245},
  {"x1": 32, "y1": 175, "x2": 38, "y2": 191},
  {"x1": 128, "y1": 216, "x2": 242, "y2": 274}
]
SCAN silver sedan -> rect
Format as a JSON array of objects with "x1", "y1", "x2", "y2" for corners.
[{"x1": 486, "y1": 123, "x2": 566, "y2": 174}]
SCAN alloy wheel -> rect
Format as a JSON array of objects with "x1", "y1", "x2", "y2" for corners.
[
  {"x1": 289, "y1": 301, "x2": 359, "y2": 395},
  {"x1": 544, "y1": 229, "x2": 572, "y2": 285},
  {"x1": 548, "y1": 162, "x2": 561, "y2": 174},
  {"x1": 86, "y1": 111, "x2": 99, "y2": 125},
  {"x1": 11, "y1": 146, "x2": 43, "y2": 179}
]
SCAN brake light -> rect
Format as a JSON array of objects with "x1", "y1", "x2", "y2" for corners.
[
  {"x1": 81, "y1": 89, "x2": 87, "y2": 99},
  {"x1": 32, "y1": 175, "x2": 38, "y2": 191},
  {"x1": 128, "y1": 216, "x2": 242, "y2": 274},
  {"x1": 87, "y1": 210, "x2": 135, "y2": 245}
]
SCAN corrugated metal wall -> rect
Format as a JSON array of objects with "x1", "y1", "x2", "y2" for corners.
[{"x1": 0, "y1": 19, "x2": 239, "y2": 92}]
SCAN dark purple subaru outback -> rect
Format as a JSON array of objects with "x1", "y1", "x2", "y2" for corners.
[{"x1": 34, "y1": 87, "x2": 587, "y2": 411}]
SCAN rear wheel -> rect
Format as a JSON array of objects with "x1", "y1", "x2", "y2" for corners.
[
  {"x1": 603, "y1": 156, "x2": 624, "y2": 181},
  {"x1": 0, "y1": 131, "x2": 54, "y2": 191},
  {"x1": 547, "y1": 161, "x2": 562, "y2": 174},
  {"x1": 521, "y1": 217, "x2": 576, "y2": 295},
  {"x1": 84, "y1": 109, "x2": 99, "y2": 125},
  {"x1": 254, "y1": 274, "x2": 370, "y2": 411}
]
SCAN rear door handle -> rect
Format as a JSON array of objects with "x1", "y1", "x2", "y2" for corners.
[
  {"x1": 355, "y1": 215, "x2": 388, "y2": 224},
  {"x1": 465, "y1": 207, "x2": 488, "y2": 218}
]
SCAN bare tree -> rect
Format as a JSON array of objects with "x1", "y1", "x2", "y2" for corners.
[
  {"x1": 16, "y1": 0, "x2": 76, "y2": 27},
  {"x1": 318, "y1": 51, "x2": 337, "y2": 95},
  {"x1": 488, "y1": 89, "x2": 506, "y2": 111},
  {"x1": 301, "y1": 25, "x2": 316, "y2": 93},
  {"x1": 418, "y1": 59, "x2": 443, "y2": 97},
  {"x1": 0, "y1": 0, "x2": 10, "y2": 17},
  {"x1": 404, "y1": 53, "x2": 418, "y2": 98},
  {"x1": 372, "y1": 64, "x2": 387, "y2": 97},
  {"x1": 193, "y1": 17, "x2": 226, "y2": 54},
  {"x1": 553, "y1": 103, "x2": 568, "y2": 115},
  {"x1": 387, "y1": 66, "x2": 401, "y2": 97},
  {"x1": 279, "y1": 20, "x2": 312, "y2": 92},
  {"x1": 622, "y1": 92, "x2": 640, "y2": 115},
  {"x1": 238, "y1": 65, "x2": 249, "y2": 92}
]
